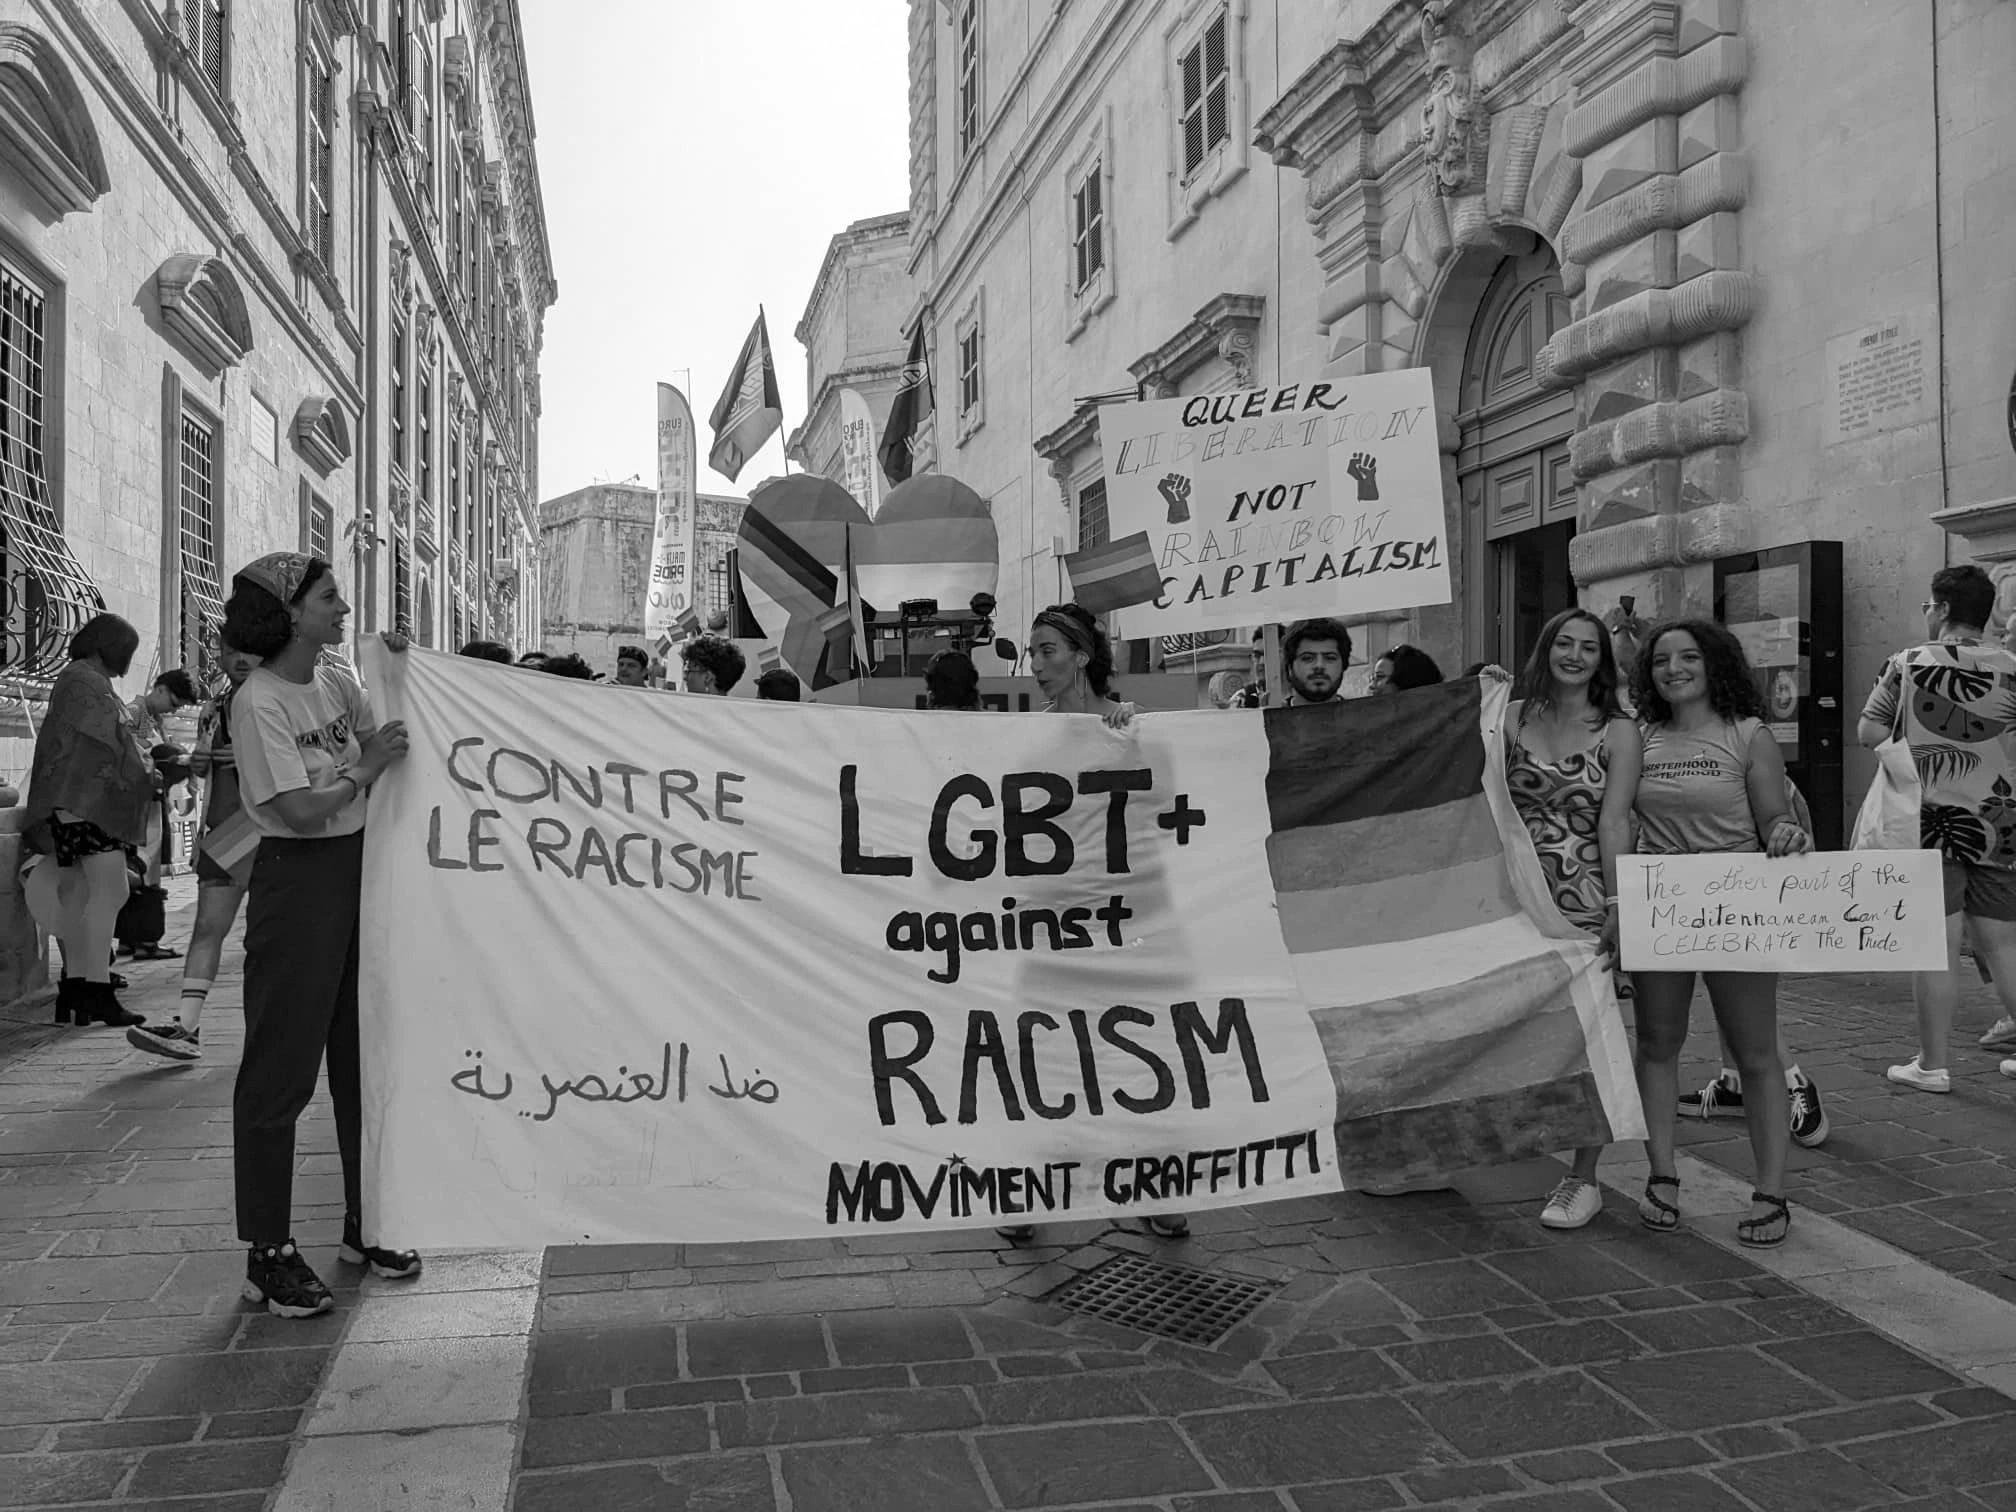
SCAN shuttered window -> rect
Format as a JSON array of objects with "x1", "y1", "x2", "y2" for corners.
[
  {"x1": 956, "y1": 0, "x2": 981, "y2": 158},
  {"x1": 304, "y1": 36, "x2": 335, "y2": 264},
  {"x1": 1072, "y1": 163, "x2": 1104, "y2": 292},
  {"x1": 1178, "y1": 9, "x2": 1229, "y2": 179},
  {"x1": 183, "y1": 0, "x2": 226, "y2": 95}
]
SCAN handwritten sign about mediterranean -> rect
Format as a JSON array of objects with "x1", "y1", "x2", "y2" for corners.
[
  {"x1": 1096, "y1": 367, "x2": 1452, "y2": 639},
  {"x1": 1618, "y1": 851, "x2": 1945, "y2": 973},
  {"x1": 359, "y1": 653, "x2": 1638, "y2": 1247}
]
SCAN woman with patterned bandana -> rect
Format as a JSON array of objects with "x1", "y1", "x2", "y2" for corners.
[{"x1": 223, "y1": 553, "x2": 422, "y2": 1317}]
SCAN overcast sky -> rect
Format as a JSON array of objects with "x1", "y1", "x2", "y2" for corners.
[{"x1": 520, "y1": 2, "x2": 913, "y2": 500}]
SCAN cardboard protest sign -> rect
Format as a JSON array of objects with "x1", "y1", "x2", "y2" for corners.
[
  {"x1": 1617, "y1": 851, "x2": 1945, "y2": 972},
  {"x1": 1096, "y1": 368, "x2": 1451, "y2": 639},
  {"x1": 360, "y1": 650, "x2": 1640, "y2": 1246}
]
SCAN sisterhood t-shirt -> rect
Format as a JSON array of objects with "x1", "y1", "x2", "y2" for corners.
[
  {"x1": 232, "y1": 662, "x2": 373, "y2": 838},
  {"x1": 1635, "y1": 717, "x2": 1764, "y2": 856}
]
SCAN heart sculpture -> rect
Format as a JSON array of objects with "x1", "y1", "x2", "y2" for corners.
[{"x1": 735, "y1": 474, "x2": 999, "y2": 686}]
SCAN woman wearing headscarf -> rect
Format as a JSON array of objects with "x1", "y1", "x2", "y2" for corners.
[
  {"x1": 223, "y1": 552, "x2": 419, "y2": 1317},
  {"x1": 998, "y1": 605, "x2": 1190, "y2": 1242},
  {"x1": 22, "y1": 614, "x2": 155, "y2": 1027}
]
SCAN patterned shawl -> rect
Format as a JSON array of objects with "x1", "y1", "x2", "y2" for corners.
[{"x1": 24, "y1": 661, "x2": 156, "y2": 852}]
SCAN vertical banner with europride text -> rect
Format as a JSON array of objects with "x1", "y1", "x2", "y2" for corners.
[
  {"x1": 838, "y1": 387, "x2": 883, "y2": 519},
  {"x1": 645, "y1": 383, "x2": 696, "y2": 641}
]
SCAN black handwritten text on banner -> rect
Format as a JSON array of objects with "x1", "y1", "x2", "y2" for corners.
[
  {"x1": 359, "y1": 652, "x2": 1639, "y2": 1246},
  {"x1": 1096, "y1": 368, "x2": 1451, "y2": 639}
]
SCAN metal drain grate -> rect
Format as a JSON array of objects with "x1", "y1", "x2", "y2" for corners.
[{"x1": 1054, "y1": 1253, "x2": 1278, "y2": 1346}]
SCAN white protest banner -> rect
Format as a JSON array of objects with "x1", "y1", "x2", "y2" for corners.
[
  {"x1": 360, "y1": 651, "x2": 1640, "y2": 1247},
  {"x1": 1618, "y1": 850, "x2": 1945, "y2": 973},
  {"x1": 644, "y1": 382, "x2": 696, "y2": 640},
  {"x1": 1097, "y1": 368, "x2": 1450, "y2": 639}
]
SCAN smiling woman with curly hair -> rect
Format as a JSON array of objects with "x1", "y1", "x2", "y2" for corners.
[
  {"x1": 1626, "y1": 618, "x2": 1809, "y2": 1253},
  {"x1": 1628, "y1": 619, "x2": 1763, "y2": 726}
]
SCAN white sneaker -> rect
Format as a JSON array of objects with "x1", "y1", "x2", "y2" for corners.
[
  {"x1": 1886, "y1": 1057, "x2": 1952, "y2": 1094},
  {"x1": 1980, "y1": 1016, "x2": 2016, "y2": 1053},
  {"x1": 1999, "y1": 1058, "x2": 2015, "y2": 1079},
  {"x1": 1538, "y1": 1176, "x2": 1602, "y2": 1230}
]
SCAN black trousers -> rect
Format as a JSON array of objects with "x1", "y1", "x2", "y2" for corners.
[{"x1": 234, "y1": 831, "x2": 364, "y2": 1244}]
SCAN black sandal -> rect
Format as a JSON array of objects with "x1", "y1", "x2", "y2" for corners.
[
  {"x1": 125, "y1": 944, "x2": 182, "y2": 961},
  {"x1": 1737, "y1": 1191, "x2": 1790, "y2": 1248},
  {"x1": 1639, "y1": 1174, "x2": 1680, "y2": 1232}
]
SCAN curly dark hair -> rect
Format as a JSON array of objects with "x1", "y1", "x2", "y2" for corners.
[
  {"x1": 1515, "y1": 608, "x2": 1624, "y2": 726},
  {"x1": 222, "y1": 559, "x2": 331, "y2": 658},
  {"x1": 924, "y1": 649, "x2": 981, "y2": 710},
  {"x1": 1631, "y1": 618, "x2": 1764, "y2": 725},
  {"x1": 154, "y1": 669, "x2": 201, "y2": 704},
  {"x1": 458, "y1": 640, "x2": 515, "y2": 664},
  {"x1": 754, "y1": 668, "x2": 801, "y2": 701},
  {"x1": 542, "y1": 653, "x2": 598, "y2": 680},
  {"x1": 1283, "y1": 617, "x2": 1353, "y2": 670},
  {"x1": 1378, "y1": 644, "x2": 1444, "y2": 691},
  {"x1": 1031, "y1": 604, "x2": 1115, "y2": 699},
  {"x1": 680, "y1": 634, "x2": 746, "y2": 693}
]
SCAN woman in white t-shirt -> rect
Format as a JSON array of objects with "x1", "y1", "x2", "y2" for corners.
[{"x1": 223, "y1": 552, "x2": 416, "y2": 1319}]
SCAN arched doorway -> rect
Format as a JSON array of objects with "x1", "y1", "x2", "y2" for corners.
[{"x1": 1457, "y1": 246, "x2": 1575, "y2": 670}]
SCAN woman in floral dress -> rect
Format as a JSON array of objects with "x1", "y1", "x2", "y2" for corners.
[{"x1": 1502, "y1": 608, "x2": 1642, "y2": 1230}]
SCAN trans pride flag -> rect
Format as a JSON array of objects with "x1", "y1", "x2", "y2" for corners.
[{"x1": 1268, "y1": 677, "x2": 1645, "y2": 1180}]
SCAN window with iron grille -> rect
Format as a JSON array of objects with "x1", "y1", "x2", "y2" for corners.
[
  {"x1": 463, "y1": 187, "x2": 481, "y2": 302},
  {"x1": 957, "y1": 322, "x2": 981, "y2": 418},
  {"x1": 465, "y1": 449, "x2": 480, "y2": 559},
  {"x1": 0, "y1": 258, "x2": 107, "y2": 678},
  {"x1": 308, "y1": 491, "x2": 333, "y2": 562},
  {"x1": 389, "y1": 315, "x2": 407, "y2": 472},
  {"x1": 1072, "y1": 162, "x2": 1104, "y2": 293},
  {"x1": 1178, "y1": 8, "x2": 1229, "y2": 180},
  {"x1": 392, "y1": 533, "x2": 412, "y2": 636},
  {"x1": 1078, "y1": 479, "x2": 1109, "y2": 552},
  {"x1": 416, "y1": 368, "x2": 433, "y2": 511},
  {"x1": 182, "y1": 0, "x2": 227, "y2": 96},
  {"x1": 955, "y1": 0, "x2": 981, "y2": 159},
  {"x1": 413, "y1": 37, "x2": 435, "y2": 204},
  {"x1": 447, "y1": 156, "x2": 463, "y2": 294},
  {"x1": 304, "y1": 33, "x2": 335, "y2": 266},
  {"x1": 177, "y1": 407, "x2": 225, "y2": 679},
  {"x1": 447, "y1": 413, "x2": 462, "y2": 542}
]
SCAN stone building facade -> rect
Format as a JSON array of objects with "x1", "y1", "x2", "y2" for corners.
[
  {"x1": 0, "y1": 0, "x2": 554, "y2": 765},
  {"x1": 538, "y1": 481, "x2": 747, "y2": 673},
  {"x1": 898, "y1": 0, "x2": 2015, "y2": 803},
  {"x1": 786, "y1": 212, "x2": 912, "y2": 492}
]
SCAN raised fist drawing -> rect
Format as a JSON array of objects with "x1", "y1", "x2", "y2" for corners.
[
  {"x1": 1348, "y1": 452, "x2": 1380, "y2": 501},
  {"x1": 1158, "y1": 472, "x2": 1193, "y2": 524}
]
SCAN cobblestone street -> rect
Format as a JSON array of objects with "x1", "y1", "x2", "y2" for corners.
[{"x1": 1, "y1": 881, "x2": 2013, "y2": 1510}]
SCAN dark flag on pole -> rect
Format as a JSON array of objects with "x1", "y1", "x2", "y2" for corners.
[
  {"x1": 707, "y1": 310, "x2": 783, "y2": 483},
  {"x1": 877, "y1": 321, "x2": 934, "y2": 485}
]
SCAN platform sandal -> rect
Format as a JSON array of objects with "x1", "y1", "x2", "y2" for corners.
[
  {"x1": 1736, "y1": 1191, "x2": 1790, "y2": 1248},
  {"x1": 1638, "y1": 1174, "x2": 1680, "y2": 1232}
]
